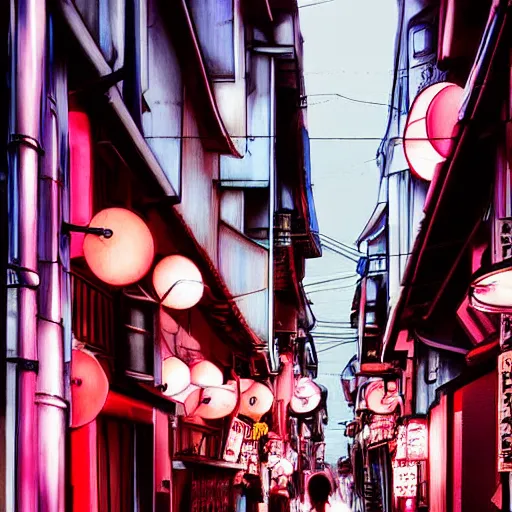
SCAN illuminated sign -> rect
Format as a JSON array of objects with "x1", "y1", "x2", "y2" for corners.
[
  {"x1": 368, "y1": 414, "x2": 396, "y2": 446},
  {"x1": 395, "y1": 418, "x2": 428, "y2": 461},
  {"x1": 223, "y1": 418, "x2": 251, "y2": 463},
  {"x1": 498, "y1": 350, "x2": 512, "y2": 471},
  {"x1": 393, "y1": 460, "x2": 418, "y2": 498}
]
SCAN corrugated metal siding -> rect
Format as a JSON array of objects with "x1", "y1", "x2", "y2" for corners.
[
  {"x1": 218, "y1": 223, "x2": 268, "y2": 341},
  {"x1": 142, "y1": 0, "x2": 183, "y2": 196},
  {"x1": 220, "y1": 54, "x2": 271, "y2": 184},
  {"x1": 176, "y1": 96, "x2": 219, "y2": 263}
]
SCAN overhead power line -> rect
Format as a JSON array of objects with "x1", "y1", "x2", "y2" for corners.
[{"x1": 307, "y1": 93, "x2": 394, "y2": 109}]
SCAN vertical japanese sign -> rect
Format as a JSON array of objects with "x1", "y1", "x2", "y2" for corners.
[
  {"x1": 501, "y1": 315, "x2": 512, "y2": 351},
  {"x1": 392, "y1": 460, "x2": 418, "y2": 498},
  {"x1": 496, "y1": 218, "x2": 512, "y2": 261},
  {"x1": 498, "y1": 350, "x2": 512, "y2": 471},
  {"x1": 223, "y1": 418, "x2": 250, "y2": 463}
]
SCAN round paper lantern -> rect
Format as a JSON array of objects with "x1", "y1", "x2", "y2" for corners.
[
  {"x1": 290, "y1": 377, "x2": 322, "y2": 416},
  {"x1": 240, "y1": 381, "x2": 274, "y2": 422},
  {"x1": 70, "y1": 349, "x2": 109, "y2": 428},
  {"x1": 195, "y1": 384, "x2": 237, "y2": 420},
  {"x1": 83, "y1": 208, "x2": 154, "y2": 286},
  {"x1": 190, "y1": 360, "x2": 224, "y2": 387},
  {"x1": 239, "y1": 378, "x2": 255, "y2": 393},
  {"x1": 426, "y1": 83, "x2": 463, "y2": 158},
  {"x1": 161, "y1": 357, "x2": 191, "y2": 397},
  {"x1": 404, "y1": 82, "x2": 451, "y2": 181},
  {"x1": 364, "y1": 379, "x2": 401, "y2": 415},
  {"x1": 153, "y1": 255, "x2": 204, "y2": 310},
  {"x1": 470, "y1": 263, "x2": 512, "y2": 313}
]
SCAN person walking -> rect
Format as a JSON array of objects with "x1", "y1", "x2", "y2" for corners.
[{"x1": 307, "y1": 472, "x2": 351, "y2": 512}]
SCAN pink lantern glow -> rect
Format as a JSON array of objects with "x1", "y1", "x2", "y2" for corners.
[
  {"x1": 161, "y1": 357, "x2": 191, "y2": 396},
  {"x1": 470, "y1": 264, "x2": 512, "y2": 314},
  {"x1": 364, "y1": 379, "x2": 402, "y2": 415},
  {"x1": 239, "y1": 381, "x2": 274, "y2": 422},
  {"x1": 426, "y1": 84, "x2": 463, "y2": 158},
  {"x1": 195, "y1": 383, "x2": 238, "y2": 420},
  {"x1": 153, "y1": 255, "x2": 204, "y2": 309},
  {"x1": 404, "y1": 82, "x2": 451, "y2": 182},
  {"x1": 190, "y1": 360, "x2": 224, "y2": 387},
  {"x1": 290, "y1": 377, "x2": 322, "y2": 415},
  {"x1": 70, "y1": 349, "x2": 109, "y2": 428},
  {"x1": 83, "y1": 208, "x2": 154, "y2": 286}
]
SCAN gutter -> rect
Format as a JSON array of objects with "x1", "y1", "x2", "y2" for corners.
[
  {"x1": 382, "y1": 0, "x2": 511, "y2": 361},
  {"x1": 56, "y1": 0, "x2": 179, "y2": 197}
]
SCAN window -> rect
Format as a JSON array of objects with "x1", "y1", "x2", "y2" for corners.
[
  {"x1": 187, "y1": 0, "x2": 235, "y2": 80},
  {"x1": 97, "y1": 415, "x2": 154, "y2": 512},
  {"x1": 412, "y1": 25, "x2": 434, "y2": 58}
]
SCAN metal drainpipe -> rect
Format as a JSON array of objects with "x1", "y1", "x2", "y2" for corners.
[
  {"x1": 12, "y1": 0, "x2": 46, "y2": 510},
  {"x1": 36, "y1": 15, "x2": 67, "y2": 510}
]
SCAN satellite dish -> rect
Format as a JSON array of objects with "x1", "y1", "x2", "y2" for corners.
[{"x1": 70, "y1": 349, "x2": 109, "y2": 428}]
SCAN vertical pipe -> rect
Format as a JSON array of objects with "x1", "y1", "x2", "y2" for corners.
[
  {"x1": 36, "y1": 15, "x2": 68, "y2": 511},
  {"x1": 14, "y1": 0, "x2": 46, "y2": 510},
  {"x1": 269, "y1": 56, "x2": 276, "y2": 372}
]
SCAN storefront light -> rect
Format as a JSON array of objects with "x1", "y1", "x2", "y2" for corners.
[
  {"x1": 82, "y1": 208, "x2": 155, "y2": 286},
  {"x1": 68, "y1": 207, "x2": 204, "y2": 310},
  {"x1": 190, "y1": 360, "x2": 224, "y2": 387},
  {"x1": 70, "y1": 348, "x2": 109, "y2": 428},
  {"x1": 239, "y1": 380, "x2": 274, "y2": 422},
  {"x1": 404, "y1": 82, "x2": 463, "y2": 182},
  {"x1": 161, "y1": 356, "x2": 191, "y2": 396},
  {"x1": 195, "y1": 383, "x2": 238, "y2": 420},
  {"x1": 152, "y1": 255, "x2": 204, "y2": 310},
  {"x1": 469, "y1": 260, "x2": 512, "y2": 314},
  {"x1": 396, "y1": 417, "x2": 428, "y2": 461}
]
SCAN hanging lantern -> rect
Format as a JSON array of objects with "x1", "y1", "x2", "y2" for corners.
[
  {"x1": 190, "y1": 360, "x2": 224, "y2": 387},
  {"x1": 83, "y1": 208, "x2": 154, "y2": 286},
  {"x1": 195, "y1": 383, "x2": 238, "y2": 420},
  {"x1": 426, "y1": 83, "x2": 463, "y2": 158},
  {"x1": 404, "y1": 82, "x2": 462, "y2": 182},
  {"x1": 153, "y1": 255, "x2": 204, "y2": 310},
  {"x1": 161, "y1": 357, "x2": 191, "y2": 396},
  {"x1": 469, "y1": 260, "x2": 512, "y2": 313},
  {"x1": 70, "y1": 349, "x2": 109, "y2": 428},
  {"x1": 290, "y1": 377, "x2": 322, "y2": 416},
  {"x1": 239, "y1": 380, "x2": 274, "y2": 422},
  {"x1": 364, "y1": 379, "x2": 402, "y2": 415}
]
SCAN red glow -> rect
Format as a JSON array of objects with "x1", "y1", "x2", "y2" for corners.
[
  {"x1": 69, "y1": 111, "x2": 93, "y2": 259},
  {"x1": 426, "y1": 84, "x2": 463, "y2": 157},
  {"x1": 70, "y1": 349, "x2": 109, "y2": 429},
  {"x1": 404, "y1": 82, "x2": 450, "y2": 181}
]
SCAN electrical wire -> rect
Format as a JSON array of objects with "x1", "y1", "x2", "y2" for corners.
[
  {"x1": 303, "y1": 274, "x2": 358, "y2": 287},
  {"x1": 307, "y1": 93, "x2": 393, "y2": 109},
  {"x1": 316, "y1": 340, "x2": 357, "y2": 353}
]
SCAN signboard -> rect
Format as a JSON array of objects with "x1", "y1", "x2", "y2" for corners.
[
  {"x1": 223, "y1": 418, "x2": 251, "y2": 463},
  {"x1": 393, "y1": 460, "x2": 418, "y2": 498},
  {"x1": 495, "y1": 218, "x2": 512, "y2": 262},
  {"x1": 240, "y1": 439, "x2": 259, "y2": 475},
  {"x1": 368, "y1": 414, "x2": 396, "y2": 446},
  {"x1": 498, "y1": 350, "x2": 512, "y2": 471},
  {"x1": 501, "y1": 315, "x2": 512, "y2": 351}
]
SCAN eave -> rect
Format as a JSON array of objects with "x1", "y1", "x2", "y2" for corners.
[{"x1": 161, "y1": 0, "x2": 242, "y2": 157}]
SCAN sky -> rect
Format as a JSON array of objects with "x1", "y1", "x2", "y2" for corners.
[{"x1": 299, "y1": 0, "x2": 398, "y2": 464}]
